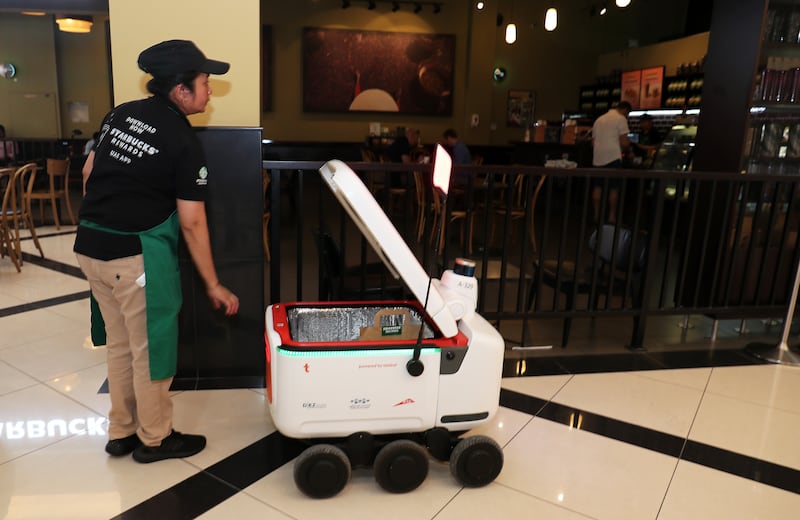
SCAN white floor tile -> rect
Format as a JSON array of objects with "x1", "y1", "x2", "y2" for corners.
[
  {"x1": 436, "y1": 484, "x2": 595, "y2": 520},
  {"x1": 0, "y1": 326, "x2": 104, "y2": 382},
  {"x1": 46, "y1": 363, "x2": 110, "y2": 418},
  {"x1": 0, "y1": 384, "x2": 105, "y2": 464},
  {"x1": 0, "y1": 361, "x2": 38, "y2": 396},
  {"x1": 171, "y1": 389, "x2": 277, "y2": 468},
  {"x1": 0, "y1": 433, "x2": 197, "y2": 520},
  {"x1": 497, "y1": 418, "x2": 676, "y2": 520},
  {"x1": 634, "y1": 367, "x2": 712, "y2": 391},
  {"x1": 658, "y1": 460, "x2": 800, "y2": 520},
  {"x1": 551, "y1": 371, "x2": 704, "y2": 437},
  {"x1": 198, "y1": 494, "x2": 293, "y2": 519},
  {"x1": 467, "y1": 405, "x2": 532, "y2": 448},
  {"x1": 706, "y1": 365, "x2": 800, "y2": 415},
  {"x1": 502, "y1": 374, "x2": 573, "y2": 400},
  {"x1": 689, "y1": 391, "x2": 800, "y2": 471},
  {"x1": 0, "y1": 307, "x2": 85, "y2": 351}
]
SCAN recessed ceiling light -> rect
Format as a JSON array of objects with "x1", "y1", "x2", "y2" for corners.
[{"x1": 21, "y1": 11, "x2": 47, "y2": 16}]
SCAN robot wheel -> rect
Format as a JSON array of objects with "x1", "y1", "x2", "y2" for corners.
[
  {"x1": 449, "y1": 435, "x2": 504, "y2": 487},
  {"x1": 293, "y1": 444, "x2": 351, "y2": 498},
  {"x1": 373, "y1": 439, "x2": 429, "y2": 493}
]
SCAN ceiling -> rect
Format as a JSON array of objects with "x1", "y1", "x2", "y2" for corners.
[{"x1": 0, "y1": 0, "x2": 108, "y2": 15}]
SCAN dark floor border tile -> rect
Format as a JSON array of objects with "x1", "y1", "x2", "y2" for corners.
[
  {"x1": 112, "y1": 432, "x2": 305, "y2": 520},
  {"x1": 0, "y1": 291, "x2": 90, "y2": 318},
  {"x1": 21, "y1": 252, "x2": 85, "y2": 278},
  {"x1": 502, "y1": 348, "x2": 767, "y2": 378},
  {"x1": 500, "y1": 388, "x2": 800, "y2": 495}
]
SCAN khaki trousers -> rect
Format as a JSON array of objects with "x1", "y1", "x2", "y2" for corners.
[{"x1": 76, "y1": 253, "x2": 173, "y2": 447}]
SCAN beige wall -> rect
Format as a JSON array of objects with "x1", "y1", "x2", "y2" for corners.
[
  {"x1": 0, "y1": 14, "x2": 60, "y2": 138},
  {"x1": 55, "y1": 16, "x2": 112, "y2": 138},
  {"x1": 108, "y1": 0, "x2": 260, "y2": 128},
  {"x1": 597, "y1": 32, "x2": 710, "y2": 77}
]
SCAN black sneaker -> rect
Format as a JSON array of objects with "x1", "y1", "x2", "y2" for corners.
[
  {"x1": 132, "y1": 430, "x2": 206, "y2": 463},
  {"x1": 105, "y1": 433, "x2": 142, "y2": 456}
]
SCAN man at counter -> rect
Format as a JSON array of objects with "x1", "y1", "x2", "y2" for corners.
[
  {"x1": 632, "y1": 113, "x2": 663, "y2": 166},
  {"x1": 591, "y1": 101, "x2": 631, "y2": 223}
]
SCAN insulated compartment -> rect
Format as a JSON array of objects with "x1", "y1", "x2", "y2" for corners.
[{"x1": 266, "y1": 302, "x2": 467, "y2": 439}]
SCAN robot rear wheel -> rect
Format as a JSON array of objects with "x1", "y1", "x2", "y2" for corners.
[{"x1": 293, "y1": 444, "x2": 351, "y2": 498}]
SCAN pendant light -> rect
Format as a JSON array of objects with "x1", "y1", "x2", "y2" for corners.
[
  {"x1": 544, "y1": 7, "x2": 558, "y2": 31},
  {"x1": 505, "y1": 23, "x2": 517, "y2": 44},
  {"x1": 505, "y1": 0, "x2": 517, "y2": 44},
  {"x1": 616, "y1": 0, "x2": 632, "y2": 7}
]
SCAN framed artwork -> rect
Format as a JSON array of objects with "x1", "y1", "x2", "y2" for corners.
[
  {"x1": 302, "y1": 28, "x2": 455, "y2": 115},
  {"x1": 262, "y1": 25, "x2": 272, "y2": 112},
  {"x1": 506, "y1": 90, "x2": 534, "y2": 127}
]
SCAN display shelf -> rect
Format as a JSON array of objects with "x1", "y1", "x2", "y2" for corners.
[
  {"x1": 663, "y1": 74, "x2": 704, "y2": 109},
  {"x1": 742, "y1": 0, "x2": 800, "y2": 171}
]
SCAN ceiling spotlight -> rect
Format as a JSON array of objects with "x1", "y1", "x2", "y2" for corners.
[
  {"x1": 55, "y1": 15, "x2": 93, "y2": 33},
  {"x1": 341, "y1": 0, "x2": 351, "y2": 8},
  {"x1": 392, "y1": 1, "x2": 400, "y2": 11},
  {"x1": 414, "y1": 3, "x2": 422, "y2": 13},
  {"x1": 368, "y1": 0, "x2": 376, "y2": 9},
  {"x1": 477, "y1": 1, "x2": 485, "y2": 10},
  {"x1": 505, "y1": 23, "x2": 517, "y2": 44},
  {"x1": 600, "y1": 6, "x2": 607, "y2": 15},
  {"x1": 616, "y1": 0, "x2": 632, "y2": 7},
  {"x1": 433, "y1": 3, "x2": 441, "y2": 13}
]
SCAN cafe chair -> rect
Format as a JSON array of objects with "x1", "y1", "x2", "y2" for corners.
[
  {"x1": 1, "y1": 163, "x2": 44, "y2": 271},
  {"x1": 489, "y1": 173, "x2": 527, "y2": 247},
  {"x1": 28, "y1": 157, "x2": 75, "y2": 229},
  {"x1": 313, "y1": 229, "x2": 404, "y2": 301}
]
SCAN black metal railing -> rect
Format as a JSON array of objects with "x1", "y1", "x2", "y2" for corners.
[{"x1": 263, "y1": 160, "x2": 800, "y2": 349}]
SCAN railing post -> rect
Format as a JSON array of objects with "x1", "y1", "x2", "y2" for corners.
[{"x1": 629, "y1": 177, "x2": 666, "y2": 351}]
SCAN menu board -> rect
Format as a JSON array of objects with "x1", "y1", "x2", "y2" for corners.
[
  {"x1": 621, "y1": 70, "x2": 642, "y2": 108},
  {"x1": 639, "y1": 66, "x2": 665, "y2": 109}
]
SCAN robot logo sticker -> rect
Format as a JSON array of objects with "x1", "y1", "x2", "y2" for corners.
[
  {"x1": 304, "y1": 363, "x2": 310, "y2": 373},
  {"x1": 349, "y1": 398, "x2": 371, "y2": 410},
  {"x1": 393, "y1": 398, "x2": 416, "y2": 407},
  {"x1": 302, "y1": 402, "x2": 327, "y2": 409}
]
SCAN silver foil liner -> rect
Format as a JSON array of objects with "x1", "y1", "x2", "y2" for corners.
[{"x1": 287, "y1": 305, "x2": 435, "y2": 343}]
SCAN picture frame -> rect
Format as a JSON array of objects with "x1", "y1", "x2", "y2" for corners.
[
  {"x1": 506, "y1": 90, "x2": 534, "y2": 127},
  {"x1": 302, "y1": 28, "x2": 455, "y2": 115}
]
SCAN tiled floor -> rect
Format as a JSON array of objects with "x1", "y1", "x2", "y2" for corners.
[{"x1": 1, "y1": 228, "x2": 799, "y2": 519}]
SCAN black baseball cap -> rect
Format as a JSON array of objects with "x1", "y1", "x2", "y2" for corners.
[{"x1": 138, "y1": 40, "x2": 230, "y2": 78}]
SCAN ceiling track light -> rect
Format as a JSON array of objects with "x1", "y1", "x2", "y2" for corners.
[{"x1": 356, "y1": 1, "x2": 442, "y2": 14}]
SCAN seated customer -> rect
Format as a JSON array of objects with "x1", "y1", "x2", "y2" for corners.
[
  {"x1": 442, "y1": 128, "x2": 471, "y2": 165},
  {"x1": 385, "y1": 127, "x2": 419, "y2": 164}
]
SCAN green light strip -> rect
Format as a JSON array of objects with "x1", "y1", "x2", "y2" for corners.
[{"x1": 277, "y1": 347, "x2": 440, "y2": 358}]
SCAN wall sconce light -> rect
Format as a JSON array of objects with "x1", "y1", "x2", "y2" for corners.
[
  {"x1": 56, "y1": 16, "x2": 93, "y2": 33},
  {"x1": 505, "y1": 23, "x2": 517, "y2": 44},
  {"x1": 544, "y1": 7, "x2": 558, "y2": 31},
  {"x1": 0, "y1": 63, "x2": 16, "y2": 79}
]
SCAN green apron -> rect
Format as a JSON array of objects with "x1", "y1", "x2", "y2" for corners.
[{"x1": 82, "y1": 212, "x2": 182, "y2": 380}]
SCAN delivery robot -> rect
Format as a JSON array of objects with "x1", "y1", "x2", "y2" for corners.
[{"x1": 264, "y1": 149, "x2": 505, "y2": 498}]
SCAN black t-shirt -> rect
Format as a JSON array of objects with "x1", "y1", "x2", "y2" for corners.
[{"x1": 74, "y1": 95, "x2": 208, "y2": 260}]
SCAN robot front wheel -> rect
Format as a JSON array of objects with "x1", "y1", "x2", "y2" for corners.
[
  {"x1": 373, "y1": 439, "x2": 429, "y2": 493},
  {"x1": 293, "y1": 444, "x2": 352, "y2": 499},
  {"x1": 449, "y1": 435, "x2": 504, "y2": 487}
]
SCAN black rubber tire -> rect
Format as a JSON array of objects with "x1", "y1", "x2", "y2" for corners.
[
  {"x1": 293, "y1": 444, "x2": 351, "y2": 499},
  {"x1": 373, "y1": 439, "x2": 429, "y2": 493},
  {"x1": 449, "y1": 435, "x2": 504, "y2": 487}
]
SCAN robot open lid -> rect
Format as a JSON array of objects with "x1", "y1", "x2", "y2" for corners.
[{"x1": 264, "y1": 147, "x2": 505, "y2": 498}]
